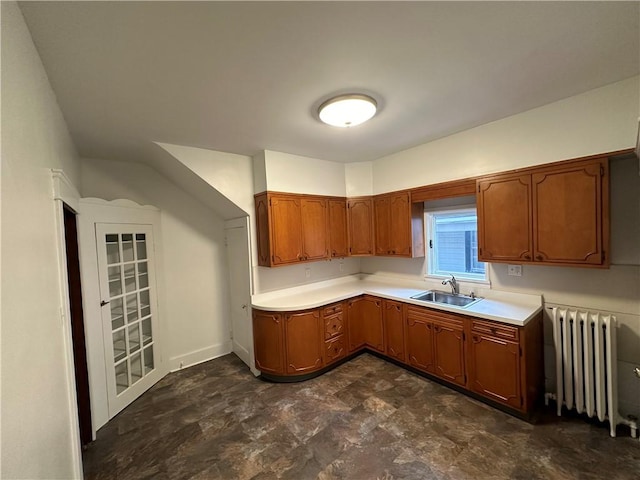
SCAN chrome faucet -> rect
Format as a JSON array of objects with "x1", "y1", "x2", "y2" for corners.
[{"x1": 442, "y1": 275, "x2": 459, "y2": 295}]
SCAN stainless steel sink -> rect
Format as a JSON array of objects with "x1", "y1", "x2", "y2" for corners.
[{"x1": 410, "y1": 290, "x2": 482, "y2": 308}]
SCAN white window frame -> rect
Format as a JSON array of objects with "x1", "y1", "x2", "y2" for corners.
[{"x1": 425, "y1": 205, "x2": 489, "y2": 284}]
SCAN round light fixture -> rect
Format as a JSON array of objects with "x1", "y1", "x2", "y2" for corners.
[{"x1": 318, "y1": 94, "x2": 377, "y2": 128}]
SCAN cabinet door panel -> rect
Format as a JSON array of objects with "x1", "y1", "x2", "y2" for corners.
[
  {"x1": 324, "y1": 313, "x2": 344, "y2": 340},
  {"x1": 253, "y1": 311, "x2": 285, "y2": 374},
  {"x1": 469, "y1": 334, "x2": 521, "y2": 409},
  {"x1": 255, "y1": 193, "x2": 271, "y2": 266},
  {"x1": 533, "y1": 161, "x2": 603, "y2": 264},
  {"x1": 284, "y1": 311, "x2": 323, "y2": 374},
  {"x1": 347, "y1": 298, "x2": 366, "y2": 352},
  {"x1": 328, "y1": 200, "x2": 348, "y2": 258},
  {"x1": 301, "y1": 198, "x2": 329, "y2": 261},
  {"x1": 361, "y1": 296, "x2": 384, "y2": 352},
  {"x1": 271, "y1": 196, "x2": 302, "y2": 265},
  {"x1": 406, "y1": 311, "x2": 435, "y2": 374},
  {"x1": 389, "y1": 193, "x2": 411, "y2": 256},
  {"x1": 324, "y1": 336, "x2": 346, "y2": 365},
  {"x1": 384, "y1": 301, "x2": 405, "y2": 362},
  {"x1": 433, "y1": 322, "x2": 465, "y2": 386},
  {"x1": 477, "y1": 175, "x2": 532, "y2": 262},
  {"x1": 374, "y1": 196, "x2": 391, "y2": 255},
  {"x1": 347, "y1": 198, "x2": 375, "y2": 256}
]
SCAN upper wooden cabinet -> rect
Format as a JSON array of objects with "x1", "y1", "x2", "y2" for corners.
[
  {"x1": 255, "y1": 192, "x2": 329, "y2": 267},
  {"x1": 347, "y1": 197, "x2": 375, "y2": 256},
  {"x1": 328, "y1": 199, "x2": 348, "y2": 258},
  {"x1": 374, "y1": 191, "x2": 424, "y2": 257},
  {"x1": 477, "y1": 156, "x2": 609, "y2": 267}
]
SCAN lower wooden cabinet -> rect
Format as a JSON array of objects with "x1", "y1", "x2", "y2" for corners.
[
  {"x1": 253, "y1": 310, "x2": 285, "y2": 375},
  {"x1": 253, "y1": 298, "x2": 543, "y2": 416},
  {"x1": 406, "y1": 306, "x2": 435, "y2": 373},
  {"x1": 384, "y1": 300, "x2": 405, "y2": 362},
  {"x1": 406, "y1": 306, "x2": 465, "y2": 386},
  {"x1": 347, "y1": 295, "x2": 384, "y2": 352},
  {"x1": 284, "y1": 310, "x2": 324, "y2": 374}
]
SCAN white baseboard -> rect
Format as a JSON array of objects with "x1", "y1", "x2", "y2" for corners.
[{"x1": 169, "y1": 341, "x2": 232, "y2": 372}]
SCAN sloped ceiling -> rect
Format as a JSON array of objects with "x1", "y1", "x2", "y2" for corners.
[{"x1": 19, "y1": 1, "x2": 640, "y2": 165}]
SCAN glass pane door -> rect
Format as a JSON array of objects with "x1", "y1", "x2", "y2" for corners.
[{"x1": 96, "y1": 224, "x2": 162, "y2": 418}]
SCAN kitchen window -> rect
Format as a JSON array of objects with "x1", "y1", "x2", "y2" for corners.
[{"x1": 425, "y1": 207, "x2": 488, "y2": 282}]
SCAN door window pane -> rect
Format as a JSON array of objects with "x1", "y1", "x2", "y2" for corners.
[
  {"x1": 113, "y1": 330, "x2": 126, "y2": 363},
  {"x1": 108, "y1": 266, "x2": 122, "y2": 297},
  {"x1": 136, "y1": 234, "x2": 147, "y2": 260},
  {"x1": 126, "y1": 294, "x2": 138, "y2": 322},
  {"x1": 128, "y1": 324, "x2": 140, "y2": 354},
  {"x1": 130, "y1": 353, "x2": 142, "y2": 385},
  {"x1": 143, "y1": 347, "x2": 154, "y2": 374},
  {"x1": 122, "y1": 234, "x2": 134, "y2": 262},
  {"x1": 142, "y1": 318, "x2": 152, "y2": 346},
  {"x1": 106, "y1": 234, "x2": 120, "y2": 264},
  {"x1": 138, "y1": 262, "x2": 149, "y2": 288},
  {"x1": 140, "y1": 290, "x2": 150, "y2": 318},
  {"x1": 124, "y1": 264, "x2": 136, "y2": 293},
  {"x1": 111, "y1": 298, "x2": 124, "y2": 330},
  {"x1": 115, "y1": 361, "x2": 129, "y2": 394}
]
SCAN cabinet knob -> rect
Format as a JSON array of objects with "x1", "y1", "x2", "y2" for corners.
[
  {"x1": 535, "y1": 254, "x2": 543, "y2": 261},
  {"x1": 524, "y1": 254, "x2": 531, "y2": 260}
]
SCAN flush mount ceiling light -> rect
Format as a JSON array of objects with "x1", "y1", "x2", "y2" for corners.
[{"x1": 318, "y1": 94, "x2": 377, "y2": 128}]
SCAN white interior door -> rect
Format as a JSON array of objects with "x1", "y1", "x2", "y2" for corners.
[
  {"x1": 96, "y1": 223, "x2": 164, "y2": 417},
  {"x1": 225, "y1": 223, "x2": 255, "y2": 372}
]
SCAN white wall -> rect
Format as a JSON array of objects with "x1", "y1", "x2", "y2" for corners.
[
  {"x1": 363, "y1": 80, "x2": 640, "y2": 418},
  {"x1": 263, "y1": 150, "x2": 347, "y2": 196},
  {"x1": 81, "y1": 158, "x2": 233, "y2": 371},
  {"x1": 372, "y1": 76, "x2": 639, "y2": 194},
  {"x1": 345, "y1": 162, "x2": 373, "y2": 196},
  {"x1": 1, "y1": 2, "x2": 82, "y2": 478}
]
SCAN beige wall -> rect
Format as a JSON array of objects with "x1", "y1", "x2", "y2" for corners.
[
  {"x1": 1, "y1": 2, "x2": 83, "y2": 477},
  {"x1": 81, "y1": 158, "x2": 233, "y2": 373}
]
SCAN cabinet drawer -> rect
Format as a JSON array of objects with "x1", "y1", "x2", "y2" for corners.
[
  {"x1": 323, "y1": 302, "x2": 343, "y2": 317},
  {"x1": 324, "y1": 313, "x2": 344, "y2": 339},
  {"x1": 472, "y1": 319, "x2": 519, "y2": 341},
  {"x1": 325, "y1": 336, "x2": 346, "y2": 364}
]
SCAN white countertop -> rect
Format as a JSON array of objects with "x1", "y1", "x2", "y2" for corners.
[{"x1": 251, "y1": 275, "x2": 542, "y2": 326}]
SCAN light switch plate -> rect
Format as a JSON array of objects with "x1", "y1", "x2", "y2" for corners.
[{"x1": 507, "y1": 264, "x2": 522, "y2": 276}]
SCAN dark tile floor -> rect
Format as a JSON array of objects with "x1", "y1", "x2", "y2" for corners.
[{"x1": 83, "y1": 353, "x2": 640, "y2": 480}]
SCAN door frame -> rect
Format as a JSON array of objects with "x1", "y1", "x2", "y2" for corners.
[
  {"x1": 224, "y1": 216, "x2": 258, "y2": 375},
  {"x1": 51, "y1": 169, "x2": 84, "y2": 479},
  {"x1": 77, "y1": 197, "x2": 168, "y2": 431}
]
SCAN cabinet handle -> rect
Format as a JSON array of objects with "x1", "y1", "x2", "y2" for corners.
[
  {"x1": 523, "y1": 254, "x2": 531, "y2": 260},
  {"x1": 535, "y1": 254, "x2": 543, "y2": 261},
  {"x1": 472, "y1": 335, "x2": 480, "y2": 342},
  {"x1": 434, "y1": 325, "x2": 441, "y2": 333},
  {"x1": 490, "y1": 327, "x2": 497, "y2": 334}
]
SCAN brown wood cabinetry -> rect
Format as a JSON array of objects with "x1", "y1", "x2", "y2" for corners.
[
  {"x1": 253, "y1": 310, "x2": 285, "y2": 375},
  {"x1": 406, "y1": 306, "x2": 435, "y2": 373},
  {"x1": 253, "y1": 298, "x2": 543, "y2": 416},
  {"x1": 284, "y1": 310, "x2": 324, "y2": 374},
  {"x1": 347, "y1": 295, "x2": 384, "y2": 352},
  {"x1": 255, "y1": 192, "x2": 330, "y2": 267},
  {"x1": 406, "y1": 306, "x2": 465, "y2": 386},
  {"x1": 468, "y1": 316, "x2": 543, "y2": 412},
  {"x1": 383, "y1": 300, "x2": 405, "y2": 362},
  {"x1": 323, "y1": 302, "x2": 346, "y2": 365},
  {"x1": 347, "y1": 198, "x2": 375, "y2": 256},
  {"x1": 374, "y1": 192, "x2": 425, "y2": 257},
  {"x1": 328, "y1": 199, "x2": 348, "y2": 258},
  {"x1": 477, "y1": 156, "x2": 609, "y2": 267}
]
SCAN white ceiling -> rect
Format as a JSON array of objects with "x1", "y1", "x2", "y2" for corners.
[{"x1": 19, "y1": 1, "x2": 640, "y2": 165}]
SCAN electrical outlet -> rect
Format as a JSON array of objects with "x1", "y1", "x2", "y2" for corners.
[
  {"x1": 339, "y1": 261, "x2": 344, "y2": 272},
  {"x1": 507, "y1": 264, "x2": 522, "y2": 277},
  {"x1": 305, "y1": 268, "x2": 311, "y2": 278}
]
